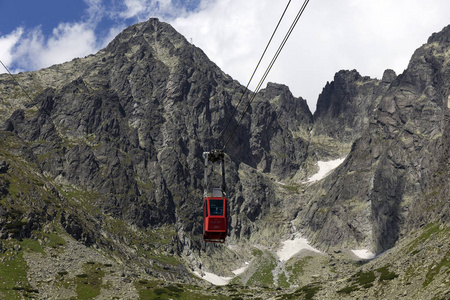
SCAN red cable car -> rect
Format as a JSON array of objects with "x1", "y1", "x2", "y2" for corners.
[
  {"x1": 203, "y1": 188, "x2": 227, "y2": 243},
  {"x1": 202, "y1": 150, "x2": 228, "y2": 243}
]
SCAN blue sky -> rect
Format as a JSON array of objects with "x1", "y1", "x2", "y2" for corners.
[
  {"x1": 1, "y1": 1, "x2": 88, "y2": 36},
  {"x1": 0, "y1": 0, "x2": 201, "y2": 37},
  {"x1": 1, "y1": 0, "x2": 450, "y2": 111}
]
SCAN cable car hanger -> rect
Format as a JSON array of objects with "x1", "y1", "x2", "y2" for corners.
[{"x1": 202, "y1": 149, "x2": 228, "y2": 243}]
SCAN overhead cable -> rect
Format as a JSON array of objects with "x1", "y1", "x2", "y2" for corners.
[
  {"x1": 216, "y1": 0, "x2": 293, "y2": 149},
  {"x1": 222, "y1": 0, "x2": 310, "y2": 151}
]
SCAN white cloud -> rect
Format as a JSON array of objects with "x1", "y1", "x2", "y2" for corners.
[
  {"x1": 84, "y1": 0, "x2": 106, "y2": 24},
  {"x1": 118, "y1": 0, "x2": 187, "y2": 20},
  {"x1": 43, "y1": 23, "x2": 97, "y2": 66},
  {"x1": 13, "y1": 27, "x2": 45, "y2": 71},
  {"x1": 10, "y1": 23, "x2": 97, "y2": 72},
  {"x1": 0, "y1": 28, "x2": 23, "y2": 69},
  {"x1": 120, "y1": 0, "x2": 148, "y2": 19}
]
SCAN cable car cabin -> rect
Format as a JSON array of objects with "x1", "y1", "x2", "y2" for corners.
[{"x1": 203, "y1": 188, "x2": 227, "y2": 243}]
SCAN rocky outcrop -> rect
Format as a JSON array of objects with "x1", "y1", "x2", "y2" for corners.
[
  {"x1": 312, "y1": 69, "x2": 393, "y2": 145},
  {"x1": 249, "y1": 82, "x2": 312, "y2": 177},
  {"x1": 300, "y1": 25, "x2": 450, "y2": 254}
]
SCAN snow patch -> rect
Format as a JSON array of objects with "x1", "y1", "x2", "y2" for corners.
[
  {"x1": 277, "y1": 236, "x2": 321, "y2": 261},
  {"x1": 193, "y1": 271, "x2": 232, "y2": 286},
  {"x1": 306, "y1": 157, "x2": 346, "y2": 183},
  {"x1": 232, "y1": 265, "x2": 247, "y2": 276},
  {"x1": 351, "y1": 249, "x2": 375, "y2": 260},
  {"x1": 193, "y1": 262, "x2": 250, "y2": 285}
]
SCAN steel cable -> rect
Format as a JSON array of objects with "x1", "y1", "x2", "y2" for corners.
[
  {"x1": 216, "y1": 0, "x2": 293, "y2": 149},
  {"x1": 222, "y1": 0, "x2": 310, "y2": 151}
]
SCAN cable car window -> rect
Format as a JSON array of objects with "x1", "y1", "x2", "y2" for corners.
[{"x1": 209, "y1": 199, "x2": 223, "y2": 216}]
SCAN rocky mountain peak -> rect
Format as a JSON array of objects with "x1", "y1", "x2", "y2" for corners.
[
  {"x1": 311, "y1": 69, "x2": 389, "y2": 147},
  {"x1": 314, "y1": 69, "x2": 362, "y2": 120},
  {"x1": 256, "y1": 82, "x2": 312, "y2": 132},
  {"x1": 105, "y1": 18, "x2": 191, "y2": 61}
]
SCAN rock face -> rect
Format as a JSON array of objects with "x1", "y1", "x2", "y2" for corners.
[
  {"x1": 249, "y1": 82, "x2": 312, "y2": 177},
  {"x1": 0, "y1": 17, "x2": 449, "y2": 299},
  {"x1": 299, "y1": 25, "x2": 450, "y2": 254},
  {"x1": 313, "y1": 69, "x2": 391, "y2": 144}
]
